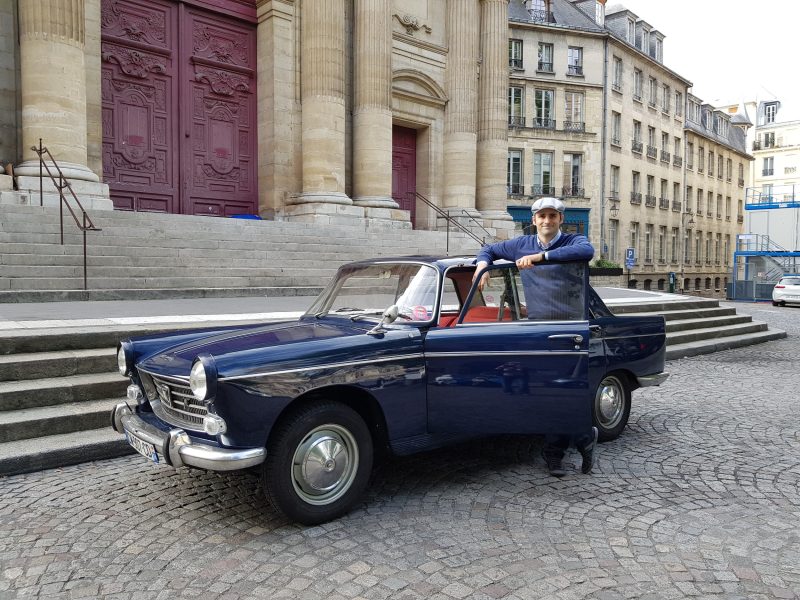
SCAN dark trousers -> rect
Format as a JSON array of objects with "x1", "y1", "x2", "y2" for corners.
[{"x1": 543, "y1": 430, "x2": 594, "y2": 460}]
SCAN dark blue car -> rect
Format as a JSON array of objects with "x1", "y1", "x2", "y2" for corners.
[{"x1": 112, "y1": 256, "x2": 668, "y2": 524}]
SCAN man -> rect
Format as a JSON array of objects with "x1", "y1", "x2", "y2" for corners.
[{"x1": 473, "y1": 197, "x2": 598, "y2": 476}]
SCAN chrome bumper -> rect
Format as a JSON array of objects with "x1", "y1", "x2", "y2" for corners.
[
  {"x1": 111, "y1": 402, "x2": 265, "y2": 471},
  {"x1": 636, "y1": 372, "x2": 669, "y2": 387}
]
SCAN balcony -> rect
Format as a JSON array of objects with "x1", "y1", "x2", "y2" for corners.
[
  {"x1": 672, "y1": 201, "x2": 682, "y2": 212},
  {"x1": 567, "y1": 64, "x2": 583, "y2": 76},
  {"x1": 562, "y1": 185, "x2": 584, "y2": 197},
  {"x1": 646, "y1": 145, "x2": 657, "y2": 159},
  {"x1": 631, "y1": 140, "x2": 643, "y2": 154},
  {"x1": 508, "y1": 116, "x2": 525, "y2": 128},
  {"x1": 687, "y1": 162, "x2": 694, "y2": 171},
  {"x1": 633, "y1": 92, "x2": 643, "y2": 102},
  {"x1": 612, "y1": 82, "x2": 622, "y2": 93},
  {"x1": 507, "y1": 184, "x2": 525, "y2": 197},
  {"x1": 737, "y1": 215, "x2": 744, "y2": 223},
  {"x1": 763, "y1": 168, "x2": 774, "y2": 176},
  {"x1": 611, "y1": 137, "x2": 621, "y2": 147},
  {"x1": 529, "y1": 9, "x2": 555, "y2": 23},
  {"x1": 662, "y1": 105, "x2": 670, "y2": 115},
  {"x1": 509, "y1": 58, "x2": 523, "y2": 70},
  {"x1": 645, "y1": 195, "x2": 657, "y2": 207},
  {"x1": 531, "y1": 185, "x2": 555, "y2": 196},
  {"x1": 660, "y1": 150, "x2": 671, "y2": 163},
  {"x1": 673, "y1": 155, "x2": 683, "y2": 167},
  {"x1": 532, "y1": 117, "x2": 556, "y2": 130},
  {"x1": 563, "y1": 121, "x2": 585, "y2": 133},
  {"x1": 630, "y1": 192, "x2": 642, "y2": 205},
  {"x1": 753, "y1": 140, "x2": 762, "y2": 151},
  {"x1": 738, "y1": 177, "x2": 745, "y2": 187},
  {"x1": 659, "y1": 197, "x2": 670, "y2": 210},
  {"x1": 537, "y1": 61, "x2": 554, "y2": 73},
  {"x1": 648, "y1": 99, "x2": 657, "y2": 109}
]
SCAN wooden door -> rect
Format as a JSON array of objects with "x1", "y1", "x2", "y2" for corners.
[{"x1": 392, "y1": 126, "x2": 417, "y2": 226}]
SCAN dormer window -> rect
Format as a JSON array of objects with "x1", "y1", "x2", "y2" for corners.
[
  {"x1": 655, "y1": 38, "x2": 663, "y2": 62},
  {"x1": 642, "y1": 29, "x2": 650, "y2": 53},
  {"x1": 528, "y1": 0, "x2": 552, "y2": 23},
  {"x1": 627, "y1": 18, "x2": 635, "y2": 44},
  {"x1": 595, "y1": 1, "x2": 605, "y2": 26},
  {"x1": 765, "y1": 102, "x2": 778, "y2": 124}
]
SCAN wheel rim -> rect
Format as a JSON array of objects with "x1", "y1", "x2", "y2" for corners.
[
  {"x1": 595, "y1": 376, "x2": 625, "y2": 430},
  {"x1": 291, "y1": 424, "x2": 359, "y2": 506}
]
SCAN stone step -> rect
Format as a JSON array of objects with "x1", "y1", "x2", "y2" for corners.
[
  {"x1": 666, "y1": 328, "x2": 787, "y2": 360},
  {"x1": 0, "y1": 372, "x2": 127, "y2": 411},
  {"x1": 0, "y1": 286, "x2": 323, "y2": 303},
  {"x1": 627, "y1": 306, "x2": 737, "y2": 321},
  {"x1": 0, "y1": 427, "x2": 133, "y2": 476},
  {"x1": 664, "y1": 314, "x2": 753, "y2": 333},
  {"x1": 0, "y1": 264, "x2": 336, "y2": 279},
  {"x1": 0, "y1": 347, "x2": 115, "y2": 381},
  {"x1": 0, "y1": 397, "x2": 122, "y2": 443},
  {"x1": 607, "y1": 297, "x2": 720, "y2": 314},
  {"x1": 0, "y1": 274, "x2": 329, "y2": 291},
  {"x1": 665, "y1": 320, "x2": 769, "y2": 346}
]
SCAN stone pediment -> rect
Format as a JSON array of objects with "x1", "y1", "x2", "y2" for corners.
[{"x1": 392, "y1": 69, "x2": 447, "y2": 108}]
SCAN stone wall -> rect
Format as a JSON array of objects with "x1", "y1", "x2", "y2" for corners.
[{"x1": 0, "y1": 0, "x2": 19, "y2": 169}]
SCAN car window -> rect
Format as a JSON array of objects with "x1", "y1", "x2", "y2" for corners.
[{"x1": 779, "y1": 277, "x2": 800, "y2": 286}]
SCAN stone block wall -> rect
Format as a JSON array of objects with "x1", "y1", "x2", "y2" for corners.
[{"x1": 0, "y1": 0, "x2": 19, "y2": 169}]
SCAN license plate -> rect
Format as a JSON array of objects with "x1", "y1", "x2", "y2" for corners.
[{"x1": 125, "y1": 430, "x2": 160, "y2": 463}]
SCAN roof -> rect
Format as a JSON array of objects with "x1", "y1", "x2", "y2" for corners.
[{"x1": 509, "y1": 0, "x2": 605, "y2": 33}]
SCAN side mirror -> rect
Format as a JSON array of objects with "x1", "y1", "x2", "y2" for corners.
[{"x1": 366, "y1": 305, "x2": 399, "y2": 336}]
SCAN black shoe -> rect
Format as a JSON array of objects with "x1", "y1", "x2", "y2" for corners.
[
  {"x1": 579, "y1": 427, "x2": 599, "y2": 474},
  {"x1": 541, "y1": 449, "x2": 566, "y2": 477}
]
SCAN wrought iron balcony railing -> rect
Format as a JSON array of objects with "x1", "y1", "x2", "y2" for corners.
[
  {"x1": 660, "y1": 150, "x2": 671, "y2": 163},
  {"x1": 508, "y1": 116, "x2": 525, "y2": 128},
  {"x1": 753, "y1": 140, "x2": 762, "y2": 151},
  {"x1": 633, "y1": 92, "x2": 642, "y2": 102},
  {"x1": 738, "y1": 177, "x2": 745, "y2": 187},
  {"x1": 507, "y1": 184, "x2": 525, "y2": 196},
  {"x1": 537, "y1": 61, "x2": 554, "y2": 72},
  {"x1": 567, "y1": 65, "x2": 583, "y2": 76},
  {"x1": 673, "y1": 155, "x2": 683, "y2": 167},
  {"x1": 645, "y1": 195, "x2": 657, "y2": 207},
  {"x1": 612, "y1": 82, "x2": 622, "y2": 93},
  {"x1": 563, "y1": 121, "x2": 585, "y2": 133},
  {"x1": 763, "y1": 168, "x2": 774, "y2": 176},
  {"x1": 531, "y1": 185, "x2": 555, "y2": 196},
  {"x1": 737, "y1": 215, "x2": 744, "y2": 223},
  {"x1": 659, "y1": 197, "x2": 670, "y2": 210},
  {"x1": 562, "y1": 186, "x2": 584, "y2": 197},
  {"x1": 631, "y1": 140, "x2": 643, "y2": 153},
  {"x1": 646, "y1": 145, "x2": 657, "y2": 159},
  {"x1": 672, "y1": 201, "x2": 682, "y2": 212},
  {"x1": 630, "y1": 192, "x2": 642, "y2": 205},
  {"x1": 611, "y1": 137, "x2": 621, "y2": 146},
  {"x1": 529, "y1": 9, "x2": 555, "y2": 23},
  {"x1": 509, "y1": 58, "x2": 523, "y2": 70},
  {"x1": 532, "y1": 117, "x2": 556, "y2": 130}
]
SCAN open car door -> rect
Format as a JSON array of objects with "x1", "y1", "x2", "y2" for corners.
[{"x1": 425, "y1": 261, "x2": 592, "y2": 436}]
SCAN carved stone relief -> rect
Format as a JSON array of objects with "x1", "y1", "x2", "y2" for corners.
[
  {"x1": 393, "y1": 14, "x2": 431, "y2": 35},
  {"x1": 102, "y1": 0, "x2": 167, "y2": 47}
]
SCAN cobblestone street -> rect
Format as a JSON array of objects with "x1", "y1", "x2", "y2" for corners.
[{"x1": 1, "y1": 303, "x2": 799, "y2": 600}]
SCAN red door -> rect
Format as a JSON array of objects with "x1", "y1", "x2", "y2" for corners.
[
  {"x1": 392, "y1": 126, "x2": 417, "y2": 226},
  {"x1": 101, "y1": 0, "x2": 257, "y2": 216}
]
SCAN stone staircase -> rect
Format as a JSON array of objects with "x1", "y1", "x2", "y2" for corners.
[{"x1": 0, "y1": 204, "x2": 481, "y2": 302}]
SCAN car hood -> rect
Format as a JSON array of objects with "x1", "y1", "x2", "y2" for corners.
[{"x1": 137, "y1": 317, "x2": 421, "y2": 379}]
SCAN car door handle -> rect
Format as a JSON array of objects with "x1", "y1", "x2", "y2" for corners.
[{"x1": 548, "y1": 334, "x2": 583, "y2": 344}]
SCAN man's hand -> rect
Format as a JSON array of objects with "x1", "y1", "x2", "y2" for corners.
[
  {"x1": 516, "y1": 253, "x2": 545, "y2": 269},
  {"x1": 473, "y1": 261, "x2": 490, "y2": 291}
]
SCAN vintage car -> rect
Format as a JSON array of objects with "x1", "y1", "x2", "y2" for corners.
[{"x1": 112, "y1": 256, "x2": 668, "y2": 524}]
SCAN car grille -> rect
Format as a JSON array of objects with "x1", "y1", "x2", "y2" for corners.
[{"x1": 139, "y1": 371, "x2": 207, "y2": 430}]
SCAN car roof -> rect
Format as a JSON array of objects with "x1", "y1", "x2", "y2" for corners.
[{"x1": 343, "y1": 255, "x2": 482, "y2": 273}]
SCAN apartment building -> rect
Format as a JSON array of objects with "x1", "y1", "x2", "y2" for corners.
[{"x1": 506, "y1": 0, "x2": 749, "y2": 291}]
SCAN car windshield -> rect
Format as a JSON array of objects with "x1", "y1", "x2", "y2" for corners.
[
  {"x1": 779, "y1": 277, "x2": 800, "y2": 286},
  {"x1": 305, "y1": 262, "x2": 440, "y2": 322}
]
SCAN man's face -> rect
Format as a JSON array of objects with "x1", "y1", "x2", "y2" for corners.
[{"x1": 534, "y1": 208, "x2": 564, "y2": 239}]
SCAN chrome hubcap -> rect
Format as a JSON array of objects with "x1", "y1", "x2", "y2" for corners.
[
  {"x1": 597, "y1": 377, "x2": 624, "y2": 428},
  {"x1": 292, "y1": 424, "x2": 358, "y2": 506}
]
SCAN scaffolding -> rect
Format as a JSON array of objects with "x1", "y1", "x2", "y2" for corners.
[{"x1": 730, "y1": 234, "x2": 800, "y2": 300}]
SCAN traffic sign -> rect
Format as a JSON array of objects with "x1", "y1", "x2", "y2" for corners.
[{"x1": 625, "y1": 247, "x2": 635, "y2": 269}]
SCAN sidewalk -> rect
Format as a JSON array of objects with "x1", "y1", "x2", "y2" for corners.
[{"x1": 0, "y1": 288, "x2": 686, "y2": 332}]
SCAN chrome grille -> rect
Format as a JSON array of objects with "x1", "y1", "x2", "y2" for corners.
[{"x1": 140, "y1": 371, "x2": 208, "y2": 430}]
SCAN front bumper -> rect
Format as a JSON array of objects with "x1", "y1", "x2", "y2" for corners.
[
  {"x1": 637, "y1": 372, "x2": 669, "y2": 387},
  {"x1": 111, "y1": 402, "x2": 265, "y2": 471}
]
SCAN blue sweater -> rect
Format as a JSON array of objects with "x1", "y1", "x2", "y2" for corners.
[{"x1": 476, "y1": 232, "x2": 595, "y2": 265}]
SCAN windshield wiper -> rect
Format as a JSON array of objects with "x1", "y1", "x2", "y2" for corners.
[{"x1": 333, "y1": 307, "x2": 363, "y2": 313}]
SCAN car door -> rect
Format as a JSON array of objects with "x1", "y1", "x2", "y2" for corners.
[{"x1": 425, "y1": 262, "x2": 592, "y2": 436}]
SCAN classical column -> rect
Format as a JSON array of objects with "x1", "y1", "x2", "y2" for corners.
[
  {"x1": 352, "y1": 0, "x2": 396, "y2": 208},
  {"x1": 442, "y1": 0, "x2": 480, "y2": 213},
  {"x1": 15, "y1": 0, "x2": 98, "y2": 182},
  {"x1": 293, "y1": 0, "x2": 350, "y2": 206},
  {"x1": 476, "y1": 0, "x2": 513, "y2": 229}
]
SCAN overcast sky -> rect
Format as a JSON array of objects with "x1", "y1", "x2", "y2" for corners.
[{"x1": 611, "y1": 0, "x2": 799, "y2": 110}]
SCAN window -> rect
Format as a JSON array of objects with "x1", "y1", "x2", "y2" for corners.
[
  {"x1": 627, "y1": 18, "x2": 635, "y2": 44},
  {"x1": 697, "y1": 188, "x2": 703, "y2": 214},
  {"x1": 675, "y1": 91, "x2": 683, "y2": 117},
  {"x1": 726, "y1": 158, "x2": 733, "y2": 181},
  {"x1": 534, "y1": 89, "x2": 555, "y2": 128},
  {"x1": 646, "y1": 175, "x2": 655, "y2": 199},
  {"x1": 630, "y1": 222, "x2": 640, "y2": 258},
  {"x1": 538, "y1": 43, "x2": 554, "y2": 72},
  {"x1": 684, "y1": 229, "x2": 692, "y2": 263},
  {"x1": 658, "y1": 226, "x2": 666, "y2": 262},
  {"x1": 644, "y1": 224, "x2": 653, "y2": 262},
  {"x1": 633, "y1": 69, "x2": 642, "y2": 101},
  {"x1": 533, "y1": 151, "x2": 553, "y2": 195},
  {"x1": 507, "y1": 150, "x2": 523, "y2": 195},
  {"x1": 609, "y1": 220, "x2": 619, "y2": 261},
  {"x1": 661, "y1": 132, "x2": 669, "y2": 152},
  {"x1": 648, "y1": 126, "x2": 656, "y2": 147},
  {"x1": 612, "y1": 56, "x2": 623, "y2": 91},
  {"x1": 707, "y1": 191, "x2": 713, "y2": 216},
  {"x1": 648, "y1": 77, "x2": 658, "y2": 106},
  {"x1": 725, "y1": 196, "x2": 731, "y2": 220},
  {"x1": 662, "y1": 84, "x2": 670, "y2": 113},
  {"x1": 529, "y1": 0, "x2": 551, "y2": 22},
  {"x1": 655, "y1": 37, "x2": 663, "y2": 62},
  {"x1": 738, "y1": 162, "x2": 744, "y2": 186},
  {"x1": 687, "y1": 142, "x2": 694, "y2": 169},
  {"x1": 508, "y1": 86, "x2": 524, "y2": 126},
  {"x1": 567, "y1": 47, "x2": 583, "y2": 76},
  {"x1": 660, "y1": 179, "x2": 668, "y2": 204},
  {"x1": 563, "y1": 153, "x2": 582, "y2": 196},
  {"x1": 674, "y1": 137, "x2": 681, "y2": 157},
  {"x1": 509, "y1": 39, "x2": 523, "y2": 69},
  {"x1": 611, "y1": 112, "x2": 621, "y2": 145},
  {"x1": 765, "y1": 102, "x2": 777, "y2": 124},
  {"x1": 642, "y1": 29, "x2": 650, "y2": 53},
  {"x1": 717, "y1": 194, "x2": 722, "y2": 218},
  {"x1": 564, "y1": 92, "x2": 584, "y2": 129},
  {"x1": 671, "y1": 228, "x2": 678, "y2": 263},
  {"x1": 708, "y1": 150, "x2": 714, "y2": 176},
  {"x1": 610, "y1": 165, "x2": 620, "y2": 197},
  {"x1": 696, "y1": 230, "x2": 702, "y2": 263},
  {"x1": 673, "y1": 182, "x2": 680, "y2": 208},
  {"x1": 717, "y1": 154, "x2": 723, "y2": 179},
  {"x1": 595, "y1": 0, "x2": 604, "y2": 25},
  {"x1": 632, "y1": 171, "x2": 641, "y2": 194},
  {"x1": 763, "y1": 156, "x2": 774, "y2": 176},
  {"x1": 698, "y1": 146, "x2": 705, "y2": 172},
  {"x1": 725, "y1": 235, "x2": 731, "y2": 265},
  {"x1": 764, "y1": 132, "x2": 775, "y2": 148},
  {"x1": 633, "y1": 120, "x2": 642, "y2": 142},
  {"x1": 686, "y1": 186, "x2": 693, "y2": 212}
]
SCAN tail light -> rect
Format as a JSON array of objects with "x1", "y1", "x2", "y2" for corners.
[{"x1": 775, "y1": 285, "x2": 786, "y2": 289}]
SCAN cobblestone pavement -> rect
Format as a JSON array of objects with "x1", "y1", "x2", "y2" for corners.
[{"x1": 1, "y1": 303, "x2": 799, "y2": 600}]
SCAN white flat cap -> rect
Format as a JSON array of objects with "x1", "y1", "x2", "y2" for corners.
[{"x1": 531, "y1": 197, "x2": 565, "y2": 214}]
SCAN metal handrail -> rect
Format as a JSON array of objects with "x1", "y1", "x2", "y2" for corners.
[
  {"x1": 409, "y1": 192, "x2": 493, "y2": 252},
  {"x1": 32, "y1": 139, "x2": 101, "y2": 290}
]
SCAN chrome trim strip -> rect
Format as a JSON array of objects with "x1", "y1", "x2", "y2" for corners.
[
  {"x1": 219, "y1": 353, "x2": 426, "y2": 381},
  {"x1": 602, "y1": 333, "x2": 666, "y2": 341},
  {"x1": 425, "y1": 350, "x2": 588, "y2": 358},
  {"x1": 637, "y1": 372, "x2": 669, "y2": 387},
  {"x1": 138, "y1": 368, "x2": 190, "y2": 383}
]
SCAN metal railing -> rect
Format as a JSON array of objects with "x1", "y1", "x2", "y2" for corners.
[
  {"x1": 531, "y1": 184, "x2": 555, "y2": 196},
  {"x1": 630, "y1": 192, "x2": 642, "y2": 204},
  {"x1": 409, "y1": 192, "x2": 493, "y2": 252},
  {"x1": 673, "y1": 155, "x2": 683, "y2": 167},
  {"x1": 646, "y1": 145, "x2": 657, "y2": 159},
  {"x1": 532, "y1": 118, "x2": 556, "y2": 129},
  {"x1": 509, "y1": 58, "x2": 523, "y2": 70},
  {"x1": 567, "y1": 65, "x2": 583, "y2": 76},
  {"x1": 631, "y1": 140, "x2": 643, "y2": 153},
  {"x1": 659, "y1": 197, "x2": 670, "y2": 210},
  {"x1": 660, "y1": 150, "x2": 670, "y2": 163},
  {"x1": 528, "y1": 9, "x2": 555, "y2": 23},
  {"x1": 763, "y1": 168, "x2": 774, "y2": 176},
  {"x1": 563, "y1": 121, "x2": 585, "y2": 133},
  {"x1": 562, "y1": 186, "x2": 584, "y2": 198},
  {"x1": 645, "y1": 195, "x2": 657, "y2": 207},
  {"x1": 507, "y1": 184, "x2": 525, "y2": 196},
  {"x1": 672, "y1": 201, "x2": 682, "y2": 212},
  {"x1": 537, "y1": 61, "x2": 553, "y2": 72},
  {"x1": 508, "y1": 116, "x2": 525, "y2": 128},
  {"x1": 31, "y1": 139, "x2": 101, "y2": 290}
]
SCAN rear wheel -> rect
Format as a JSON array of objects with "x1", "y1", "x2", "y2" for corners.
[
  {"x1": 264, "y1": 401, "x2": 373, "y2": 525},
  {"x1": 592, "y1": 373, "x2": 631, "y2": 442},
  {"x1": 773, "y1": 300, "x2": 780, "y2": 306}
]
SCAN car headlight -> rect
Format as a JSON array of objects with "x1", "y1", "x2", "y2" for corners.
[
  {"x1": 189, "y1": 355, "x2": 217, "y2": 401},
  {"x1": 117, "y1": 342, "x2": 133, "y2": 376}
]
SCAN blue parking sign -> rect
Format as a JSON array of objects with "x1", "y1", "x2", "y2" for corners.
[{"x1": 625, "y1": 247, "x2": 635, "y2": 268}]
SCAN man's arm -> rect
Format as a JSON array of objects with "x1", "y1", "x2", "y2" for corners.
[
  {"x1": 473, "y1": 239, "x2": 523, "y2": 290},
  {"x1": 544, "y1": 234, "x2": 595, "y2": 262}
]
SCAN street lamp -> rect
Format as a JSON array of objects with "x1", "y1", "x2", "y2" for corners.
[{"x1": 680, "y1": 210, "x2": 695, "y2": 290}]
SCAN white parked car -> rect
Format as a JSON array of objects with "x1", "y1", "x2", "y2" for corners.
[{"x1": 772, "y1": 275, "x2": 800, "y2": 306}]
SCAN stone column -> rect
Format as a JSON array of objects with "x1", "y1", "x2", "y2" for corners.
[
  {"x1": 476, "y1": 0, "x2": 513, "y2": 235},
  {"x1": 352, "y1": 0, "x2": 396, "y2": 209},
  {"x1": 293, "y1": 0, "x2": 350, "y2": 206},
  {"x1": 15, "y1": 0, "x2": 98, "y2": 183},
  {"x1": 442, "y1": 0, "x2": 480, "y2": 213}
]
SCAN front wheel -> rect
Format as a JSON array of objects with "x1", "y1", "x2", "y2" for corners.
[
  {"x1": 592, "y1": 374, "x2": 631, "y2": 442},
  {"x1": 264, "y1": 401, "x2": 373, "y2": 525}
]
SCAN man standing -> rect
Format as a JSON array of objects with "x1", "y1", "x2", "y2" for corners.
[{"x1": 473, "y1": 197, "x2": 598, "y2": 476}]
